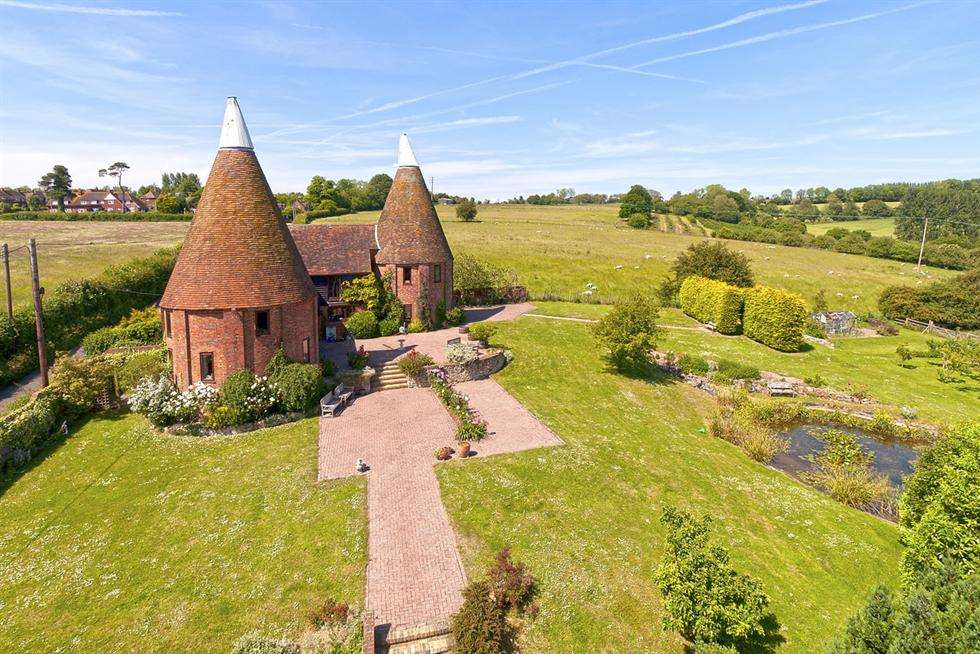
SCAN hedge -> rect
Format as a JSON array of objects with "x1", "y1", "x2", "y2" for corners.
[
  {"x1": 1, "y1": 210, "x2": 192, "y2": 222},
  {"x1": 0, "y1": 390, "x2": 62, "y2": 469},
  {"x1": 0, "y1": 246, "x2": 178, "y2": 387},
  {"x1": 742, "y1": 285, "x2": 808, "y2": 352},
  {"x1": 678, "y1": 276, "x2": 744, "y2": 334}
]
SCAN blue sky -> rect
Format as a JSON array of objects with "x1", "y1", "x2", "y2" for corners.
[{"x1": 1, "y1": 0, "x2": 978, "y2": 200}]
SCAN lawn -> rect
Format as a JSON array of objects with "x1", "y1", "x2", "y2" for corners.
[
  {"x1": 0, "y1": 414, "x2": 366, "y2": 652},
  {"x1": 0, "y1": 220, "x2": 188, "y2": 308},
  {"x1": 438, "y1": 316, "x2": 903, "y2": 653},
  {"x1": 528, "y1": 303, "x2": 977, "y2": 425},
  {"x1": 808, "y1": 217, "x2": 897, "y2": 238},
  {"x1": 319, "y1": 204, "x2": 952, "y2": 313}
]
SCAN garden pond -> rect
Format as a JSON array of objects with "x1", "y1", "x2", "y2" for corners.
[{"x1": 771, "y1": 423, "x2": 922, "y2": 487}]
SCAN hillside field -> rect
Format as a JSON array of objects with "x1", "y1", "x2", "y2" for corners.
[{"x1": 808, "y1": 217, "x2": 897, "y2": 237}]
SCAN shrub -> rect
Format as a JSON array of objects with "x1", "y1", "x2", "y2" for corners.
[
  {"x1": 344, "y1": 310, "x2": 378, "y2": 339},
  {"x1": 397, "y1": 351, "x2": 435, "y2": 377},
  {"x1": 218, "y1": 370, "x2": 279, "y2": 422},
  {"x1": 626, "y1": 212, "x2": 651, "y2": 229},
  {"x1": 450, "y1": 580, "x2": 516, "y2": 654},
  {"x1": 713, "y1": 359, "x2": 760, "y2": 383},
  {"x1": 678, "y1": 276, "x2": 744, "y2": 334},
  {"x1": 446, "y1": 306, "x2": 464, "y2": 326},
  {"x1": 116, "y1": 347, "x2": 171, "y2": 393},
  {"x1": 264, "y1": 346, "x2": 291, "y2": 379},
  {"x1": 898, "y1": 421, "x2": 979, "y2": 586},
  {"x1": 407, "y1": 317, "x2": 425, "y2": 333},
  {"x1": 230, "y1": 633, "x2": 299, "y2": 654},
  {"x1": 804, "y1": 373, "x2": 826, "y2": 387},
  {"x1": 446, "y1": 343, "x2": 479, "y2": 364},
  {"x1": 435, "y1": 446, "x2": 455, "y2": 461},
  {"x1": 0, "y1": 391, "x2": 63, "y2": 469},
  {"x1": 486, "y1": 547, "x2": 538, "y2": 614},
  {"x1": 655, "y1": 506, "x2": 771, "y2": 645},
  {"x1": 742, "y1": 285, "x2": 807, "y2": 351},
  {"x1": 457, "y1": 417, "x2": 488, "y2": 443},
  {"x1": 456, "y1": 198, "x2": 478, "y2": 222},
  {"x1": 80, "y1": 307, "x2": 162, "y2": 354},
  {"x1": 677, "y1": 353, "x2": 710, "y2": 376},
  {"x1": 878, "y1": 270, "x2": 980, "y2": 329},
  {"x1": 802, "y1": 430, "x2": 895, "y2": 514},
  {"x1": 378, "y1": 316, "x2": 401, "y2": 337},
  {"x1": 467, "y1": 321, "x2": 496, "y2": 344},
  {"x1": 708, "y1": 412, "x2": 786, "y2": 463},
  {"x1": 128, "y1": 375, "x2": 216, "y2": 427},
  {"x1": 453, "y1": 254, "x2": 520, "y2": 306},
  {"x1": 306, "y1": 597, "x2": 349, "y2": 630},
  {"x1": 202, "y1": 404, "x2": 247, "y2": 429},
  {"x1": 658, "y1": 241, "x2": 755, "y2": 305},
  {"x1": 272, "y1": 363, "x2": 324, "y2": 412},
  {"x1": 47, "y1": 355, "x2": 114, "y2": 414},
  {"x1": 736, "y1": 396, "x2": 807, "y2": 427},
  {"x1": 81, "y1": 327, "x2": 123, "y2": 355},
  {"x1": 347, "y1": 346, "x2": 369, "y2": 370},
  {"x1": 591, "y1": 292, "x2": 660, "y2": 370}
]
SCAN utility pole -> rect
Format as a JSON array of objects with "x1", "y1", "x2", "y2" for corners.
[
  {"x1": 28, "y1": 239, "x2": 48, "y2": 387},
  {"x1": 1, "y1": 243, "x2": 11, "y2": 320},
  {"x1": 916, "y1": 216, "x2": 929, "y2": 271}
]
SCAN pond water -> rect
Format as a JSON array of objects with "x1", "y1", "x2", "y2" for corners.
[{"x1": 771, "y1": 423, "x2": 921, "y2": 487}]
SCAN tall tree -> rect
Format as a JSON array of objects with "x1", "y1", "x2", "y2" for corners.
[
  {"x1": 98, "y1": 161, "x2": 130, "y2": 211},
  {"x1": 38, "y1": 164, "x2": 72, "y2": 211}
]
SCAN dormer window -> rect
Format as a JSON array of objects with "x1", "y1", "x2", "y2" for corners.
[{"x1": 256, "y1": 310, "x2": 270, "y2": 336}]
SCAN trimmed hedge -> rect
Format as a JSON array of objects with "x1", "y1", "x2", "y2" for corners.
[
  {"x1": 1, "y1": 210, "x2": 192, "y2": 222},
  {"x1": 742, "y1": 285, "x2": 808, "y2": 352},
  {"x1": 0, "y1": 391, "x2": 62, "y2": 469},
  {"x1": 0, "y1": 246, "x2": 178, "y2": 387},
  {"x1": 678, "y1": 276, "x2": 744, "y2": 334}
]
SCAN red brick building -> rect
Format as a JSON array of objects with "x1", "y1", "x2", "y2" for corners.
[
  {"x1": 160, "y1": 101, "x2": 454, "y2": 387},
  {"x1": 160, "y1": 97, "x2": 318, "y2": 387},
  {"x1": 64, "y1": 189, "x2": 147, "y2": 212}
]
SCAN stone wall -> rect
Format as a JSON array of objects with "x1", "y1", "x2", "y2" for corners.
[{"x1": 406, "y1": 350, "x2": 508, "y2": 387}]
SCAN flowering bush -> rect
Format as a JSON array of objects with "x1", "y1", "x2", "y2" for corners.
[
  {"x1": 218, "y1": 370, "x2": 279, "y2": 423},
  {"x1": 128, "y1": 375, "x2": 216, "y2": 427},
  {"x1": 446, "y1": 343, "x2": 479, "y2": 365},
  {"x1": 397, "y1": 351, "x2": 434, "y2": 377},
  {"x1": 467, "y1": 321, "x2": 496, "y2": 344},
  {"x1": 429, "y1": 370, "x2": 488, "y2": 442}
]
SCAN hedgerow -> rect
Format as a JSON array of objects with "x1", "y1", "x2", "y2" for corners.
[
  {"x1": 0, "y1": 246, "x2": 178, "y2": 388},
  {"x1": 742, "y1": 285, "x2": 807, "y2": 352},
  {"x1": 678, "y1": 276, "x2": 744, "y2": 334},
  {"x1": 0, "y1": 210, "x2": 192, "y2": 222}
]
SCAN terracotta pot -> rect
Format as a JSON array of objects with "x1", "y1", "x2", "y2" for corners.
[{"x1": 458, "y1": 441, "x2": 471, "y2": 458}]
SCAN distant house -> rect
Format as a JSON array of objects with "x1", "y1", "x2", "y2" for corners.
[
  {"x1": 437, "y1": 198, "x2": 455, "y2": 205},
  {"x1": 140, "y1": 191, "x2": 158, "y2": 210},
  {"x1": 813, "y1": 311, "x2": 857, "y2": 335},
  {"x1": 65, "y1": 190, "x2": 147, "y2": 213},
  {"x1": 0, "y1": 188, "x2": 27, "y2": 206},
  {"x1": 291, "y1": 199, "x2": 308, "y2": 213}
]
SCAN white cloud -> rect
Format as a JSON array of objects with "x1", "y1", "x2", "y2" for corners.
[{"x1": 0, "y1": 0, "x2": 181, "y2": 16}]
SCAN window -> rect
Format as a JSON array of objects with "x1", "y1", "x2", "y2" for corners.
[
  {"x1": 404, "y1": 304, "x2": 413, "y2": 321},
  {"x1": 256, "y1": 310, "x2": 270, "y2": 336},
  {"x1": 200, "y1": 352, "x2": 215, "y2": 381},
  {"x1": 303, "y1": 338, "x2": 311, "y2": 363},
  {"x1": 433, "y1": 264, "x2": 442, "y2": 283},
  {"x1": 403, "y1": 266, "x2": 412, "y2": 284},
  {"x1": 165, "y1": 310, "x2": 172, "y2": 338}
]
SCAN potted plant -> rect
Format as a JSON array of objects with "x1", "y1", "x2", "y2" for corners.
[
  {"x1": 458, "y1": 441, "x2": 471, "y2": 458},
  {"x1": 435, "y1": 446, "x2": 455, "y2": 461}
]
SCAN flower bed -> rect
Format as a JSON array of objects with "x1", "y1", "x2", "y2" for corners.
[{"x1": 428, "y1": 369, "x2": 488, "y2": 442}]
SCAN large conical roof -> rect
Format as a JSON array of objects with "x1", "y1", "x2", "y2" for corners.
[
  {"x1": 376, "y1": 134, "x2": 452, "y2": 265},
  {"x1": 160, "y1": 99, "x2": 315, "y2": 310}
]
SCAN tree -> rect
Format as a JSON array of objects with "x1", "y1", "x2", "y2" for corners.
[
  {"x1": 862, "y1": 199, "x2": 892, "y2": 217},
  {"x1": 618, "y1": 184, "x2": 654, "y2": 220},
  {"x1": 363, "y1": 173, "x2": 393, "y2": 209},
  {"x1": 658, "y1": 241, "x2": 755, "y2": 305},
  {"x1": 827, "y1": 585, "x2": 894, "y2": 653},
  {"x1": 591, "y1": 292, "x2": 660, "y2": 370},
  {"x1": 38, "y1": 164, "x2": 72, "y2": 211},
  {"x1": 456, "y1": 198, "x2": 478, "y2": 222},
  {"x1": 154, "y1": 193, "x2": 184, "y2": 214},
  {"x1": 98, "y1": 161, "x2": 130, "y2": 211},
  {"x1": 306, "y1": 175, "x2": 330, "y2": 208}
]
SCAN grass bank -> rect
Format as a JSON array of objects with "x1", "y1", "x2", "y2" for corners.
[
  {"x1": 437, "y1": 316, "x2": 902, "y2": 653},
  {"x1": 0, "y1": 413, "x2": 366, "y2": 652}
]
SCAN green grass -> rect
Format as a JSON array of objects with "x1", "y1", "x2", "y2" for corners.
[
  {"x1": 0, "y1": 220, "x2": 188, "y2": 308},
  {"x1": 437, "y1": 317, "x2": 902, "y2": 653},
  {"x1": 0, "y1": 413, "x2": 366, "y2": 652},
  {"x1": 319, "y1": 204, "x2": 952, "y2": 314},
  {"x1": 527, "y1": 303, "x2": 977, "y2": 425},
  {"x1": 808, "y1": 218, "x2": 897, "y2": 237}
]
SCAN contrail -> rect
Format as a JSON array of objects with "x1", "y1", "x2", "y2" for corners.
[
  {"x1": 0, "y1": 0, "x2": 182, "y2": 16},
  {"x1": 260, "y1": 0, "x2": 825, "y2": 139},
  {"x1": 631, "y1": 2, "x2": 925, "y2": 68}
]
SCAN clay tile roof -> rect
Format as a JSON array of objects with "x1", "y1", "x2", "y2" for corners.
[
  {"x1": 288, "y1": 223, "x2": 377, "y2": 276},
  {"x1": 375, "y1": 135, "x2": 452, "y2": 265},
  {"x1": 160, "y1": 145, "x2": 315, "y2": 310}
]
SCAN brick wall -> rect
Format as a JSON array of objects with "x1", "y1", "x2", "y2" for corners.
[
  {"x1": 163, "y1": 296, "x2": 318, "y2": 387},
  {"x1": 384, "y1": 260, "x2": 453, "y2": 323}
]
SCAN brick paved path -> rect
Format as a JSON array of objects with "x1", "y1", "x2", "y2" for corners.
[{"x1": 318, "y1": 375, "x2": 561, "y2": 637}]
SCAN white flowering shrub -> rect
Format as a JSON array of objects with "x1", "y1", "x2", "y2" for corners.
[
  {"x1": 128, "y1": 374, "x2": 214, "y2": 427},
  {"x1": 217, "y1": 370, "x2": 281, "y2": 423},
  {"x1": 446, "y1": 343, "x2": 479, "y2": 365}
]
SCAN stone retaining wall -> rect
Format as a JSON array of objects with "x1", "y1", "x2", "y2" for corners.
[{"x1": 406, "y1": 350, "x2": 509, "y2": 387}]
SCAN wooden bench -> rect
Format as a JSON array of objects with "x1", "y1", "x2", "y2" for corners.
[
  {"x1": 321, "y1": 384, "x2": 355, "y2": 417},
  {"x1": 766, "y1": 381, "x2": 797, "y2": 397}
]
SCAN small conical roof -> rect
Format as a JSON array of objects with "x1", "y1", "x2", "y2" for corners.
[
  {"x1": 376, "y1": 134, "x2": 452, "y2": 265},
  {"x1": 160, "y1": 100, "x2": 314, "y2": 310},
  {"x1": 218, "y1": 97, "x2": 253, "y2": 149}
]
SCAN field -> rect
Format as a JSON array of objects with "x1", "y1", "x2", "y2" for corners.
[
  {"x1": 532, "y1": 302, "x2": 978, "y2": 425},
  {"x1": 808, "y1": 217, "x2": 897, "y2": 237},
  {"x1": 438, "y1": 316, "x2": 903, "y2": 652},
  {"x1": 0, "y1": 221, "x2": 188, "y2": 308},
  {"x1": 0, "y1": 414, "x2": 365, "y2": 652},
  {"x1": 319, "y1": 204, "x2": 952, "y2": 313}
]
